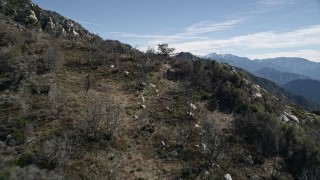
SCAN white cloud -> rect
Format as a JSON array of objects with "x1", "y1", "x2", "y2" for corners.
[
  {"x1": 172, "y1": 25, "x2": 320, "y2": 56},
  {"x1": 75, "y1": 19, "x2": 105, "y2": 27},
  {"x1": 184, "y1": 19, "x2": 243, "y2": 35},
  {"x1": 259, "y1": 0, "x2": 294, "y2": 6},
  {"x1": 108, "y1": 18, "x2": 243, "y2": 45},
  {"x1": 247, "y1": 50, "x2": 320, "y2": 62},
  {"x1": 109, "y1": 32, "x2": 204, "y2": 41},
  {"x1": 109, "y1": 18, "x2": 320, "y2": 62}
]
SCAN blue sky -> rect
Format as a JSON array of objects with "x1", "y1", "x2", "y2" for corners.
[{"x1": 32, "y1": 0, "x2": 320, "y2": 62}]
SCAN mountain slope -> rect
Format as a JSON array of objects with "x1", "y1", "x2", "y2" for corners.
[
  {"x1": 0, "y1": 0, "x2": 96, "y2": 40},
  {"x1": 253, "y1": 67, "x2": 310, "y2": 85},
  {"x1": 258, "y1": 57, "x2": 320, "y2": 81},
  {"x1": 0, "y1": 1, "x2": 320, "y2": 179},
  {"x1": 203, "y1": 52, "x2": 260, "y2": 72},
  {"x1": 184, "y1": 53, "x2": 319, "y2": 111},
  {"x1": 175, "y1": 52, "x2": 200, "y2": 61},
  {"x1": 245, "y1": 70, "x2": 319, "y2": 111},
  {"x1": 284, "y1": 79, "x2": 320, "y2": 105}
]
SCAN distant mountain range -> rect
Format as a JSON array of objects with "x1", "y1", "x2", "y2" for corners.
[
  {"x1": 203, "y1": 53, "x2": 258, "y2": 72},
  {"x1": 253, "y1": 67, "x2": 310, "y2": 85},
  {"x1": 283, "y1": 79, "x2": 320, "y2": 105},
  {"x1": 203, "y1": 53, "x2": 320, "y2": 81}
]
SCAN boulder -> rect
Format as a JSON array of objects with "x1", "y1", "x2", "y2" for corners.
[
  {"x1": 224, "y1": 173, "x2": 232, "y2": 180},
  {"x1": 140, "y1": 104, "x2": 146, "y2": 109},
  {"x1": 254, "y1": 93, "x2": 262, "y2": 98},
  {"x1": 141, "y1": 82, "x2": 146, "y2": 87},
  {"x1": 189, "y1": 103, "x2": 197, "y2": 110},
  {"x1": 72, "y1": 30, "x2": 79, "y2": 36},
  {"x1": 187, "y1": 111, "x2": 195, "y2": 117},
  {"x1": 141, "y1": 95, "x2": 145, "y2": 102},
  {"x1": 287, "y1": 113, "x2": 299, "y2": 123},
  {"x1": 284, "y1": 111, "x2": 299, "y2": 123},
  {"x1": 29, "y1": 10, "x2": 37, "y2": 21},
  {"x1": 282, "y1": 115, "x2": 290, "y2": 122},
  {"x1": 149, "y1": 83, "x2": 156, "y2": 88}
]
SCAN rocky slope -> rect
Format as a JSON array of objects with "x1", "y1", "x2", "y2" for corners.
[
  {"x1": 0, "y1": 1, "x2": 320, "y2": 179},
  {"x1": 0, "y1": 0, "x2": 93, "y2": 39}
]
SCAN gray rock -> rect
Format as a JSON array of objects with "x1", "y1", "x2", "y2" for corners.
[
  {"x1": 284, "y1": 111, "x2": 299, "y2": 123},
  {"x1": 141, "y1": 82, "x2": 146, "y2": 87},
  {"x1": 4, "y1": 146, "x2": 17, "y2": 154},
  {"x1": 224, "y1": 173, "x2": 232, "y2": 180},
  {"x1": 244, "y1": 155, "x2": 254, "y2": 166},
  {"x1": 140, "y1": 104, "x2": 146, "y2": 109},
  {"x1": 7, "y1": 134, "x2": 13, "y2": 140},
  {"x1": 8, "y1": 139, "x2": 17, "y2": 146},
  {"x1": 282, "y1": 115, "x2": 290, "y2": 122},
  {"x1": 168, "y1": 150, "x2": 178, "y2": 157},
  {"x1": 0, "y1": 141, "x2": 6, "y2": 149},
  {"x1": 6, "y1": 134, "x2": 13, "y2": 141}
]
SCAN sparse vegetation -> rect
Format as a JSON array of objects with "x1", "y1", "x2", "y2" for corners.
[{"x1": 0, "y1": 1, "x2": 319, "y2": 179}]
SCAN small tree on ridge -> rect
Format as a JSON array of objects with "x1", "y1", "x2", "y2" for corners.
[{"x1": 158, "y1": 43, "x2": 175, "y2": 58}]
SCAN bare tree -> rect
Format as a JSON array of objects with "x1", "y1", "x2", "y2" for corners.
[
  {"x1": 84, "y1": 96, "x2": 103, "y2": 137},
  {"x1": 81, "y1": 95, "x2": 120, "y2": 140},
  {"x1": 104, "y1": 96, "x2": 120, "y2": 140},
  {"x1": 19, "y1": 82, "x2": 31, "y2": 118},
  {"x1": 175, "y1": 124, "x2": 191, "y2": 146},
  {"x1": 146, "y1": 46, "x2": 156, "y2": 55},
  {"x1": 42, "y1": 44, "x2": 64, "y2": 72},
  {"x1": 200, "y1": 116, "x2": 224, "y2": 166},
  {"x1": 40, "y1": 134, "x2": 72, "y2": 169},
  {"x1": 47, "y1": 83, "x2": 63, "y2": 118}
]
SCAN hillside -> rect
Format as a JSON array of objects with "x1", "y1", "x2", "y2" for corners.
[
  {"x1": 253, "y1": 67, "x2": 311, "y2": 85},
  {"x1": 1, "y1": 1, "x2": 320, "y2": 179},
  {"x1": 245, "y1": 71, "x2": 320, "y2": 111},
  {"x1": 284, "y1": 79, "x2": 320, "y2": 105},
  {"x1": 0, "y1": 0, "x2": 93, "y2": 39},
  {"x1": 184, "y1": 54, "x2": 319, "y2": 111}
]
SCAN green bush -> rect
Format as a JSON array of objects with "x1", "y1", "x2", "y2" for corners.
[
  {"x1": 13, "y1": 152, "x2": 34, "y2": 167},
  {"x1": 235, "y1": 111, "x2": 282, "y2": 157},
  {"x1": 282, "y1": 124, "x2": 320, "y2": 178}
]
